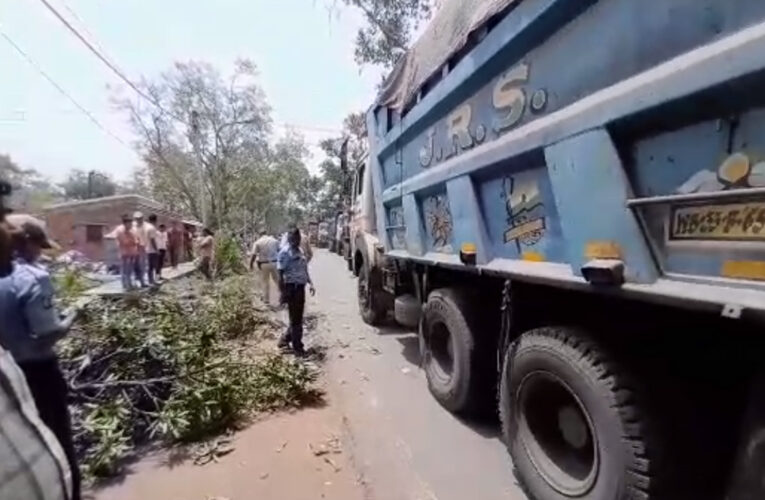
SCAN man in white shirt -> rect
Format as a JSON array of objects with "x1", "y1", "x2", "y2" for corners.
[
  {"x1": 156, "y1": 223, "x2": 168, "y2": 279},
  {"x1": 250, "y1": 230, "x2": 280, "y2": 305},
  {"x1": 132, "y1": 211, "x2": 148, "y2": 287},
  {"x1": 145, "y1": 214, "x2": 160, "y2": 284}
]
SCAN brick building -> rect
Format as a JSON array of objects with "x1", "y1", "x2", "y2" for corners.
[{"x1": 42, "y1": 195, "x2": 200, "y2": 267}]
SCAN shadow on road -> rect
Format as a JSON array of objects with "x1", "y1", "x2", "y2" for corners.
[
  {"x1": 374, "y1": 320, "x2": 410, "y2": 336},
  {"x1": 395, "y1": 334, "x2": 421, "y2": 367}
]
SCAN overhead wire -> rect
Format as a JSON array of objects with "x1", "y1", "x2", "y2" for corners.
[
  {"x1": 36, "y1": 0, "x2": 188, "y2": 124},
  {"x1": 0, "y1": 30, "x2": 134, "y2": 152},
  {"x1": 58, "y1": 0, "x2": 111, "y2": 62},
  {"x1": 35, "y1": 0, "x2": 347, "y2": 147}
]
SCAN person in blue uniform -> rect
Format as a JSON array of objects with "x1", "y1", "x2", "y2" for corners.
[
  {"x1": 277, "y1": 227, "x2": 315, "y2": 355},
  {"x1": 0, "y1": 214, "x2": 81, "y2": 500}
]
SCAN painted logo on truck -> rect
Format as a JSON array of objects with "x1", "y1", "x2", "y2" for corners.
[
  {"x1": 423, "y1": 194, "x2": 453, "y2": 252},
  {"x1": 502, "y1": 176, "x2": 546, "y2": 251},
  {"x1": 419, "y1": 62, "x2": 548, "y2": 169}
]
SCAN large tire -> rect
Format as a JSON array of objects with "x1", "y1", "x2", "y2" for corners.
[
  {"x1": 358, "y1": 263, "x2": 386, "y2": 325},
  {"x1": 421, "y1": 288, "x2": 493, "y2": 415},
  {"x1": 499, "y1": 327, "x2": 664, "y2": 500}
]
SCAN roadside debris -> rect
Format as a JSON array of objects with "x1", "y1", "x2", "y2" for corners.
[
  {"x1": 323, "y1": 456, "x2": 342, "y2": 473},
  {"x1": 193, "y1": 436, "x2": 235, "y2": 466},
  {"x1": 60, "y1": 275, "x2": 323, "y2": 481},
  {"x1": 309, "y1": 435, "x2": 342, "y2": 457}
]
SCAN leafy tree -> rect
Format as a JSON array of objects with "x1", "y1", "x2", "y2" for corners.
[
  {"x1": 338, "y1": 0, "x2": 436, "y2": 67},
  {"x1": 313, "y1": 111, "x2": 367, "y2": 220},
  {"x1": 60, "y1": 169, "x2": 117, "y2": 200},
  {"x1": 0, "y1": 154, "x2": 62, "y2": 211},
  {"x1": 116, "y1": 60, "x2": 314, "y2": 233}
]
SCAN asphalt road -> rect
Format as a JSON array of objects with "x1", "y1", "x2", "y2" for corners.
[{"x1": 307, "y1": 249, "x2": 527, "y2": 500}]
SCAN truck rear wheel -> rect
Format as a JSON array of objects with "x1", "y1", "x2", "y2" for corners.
[
  {"x1": 421, "y1": 289, "x2": 491, "y2": 415},
  {"x1": 500, "y1": 327, "x2": 663, "y2": 500},
  {"x1": 358, "y1": 263, "x2": 386, "y2": 325}
]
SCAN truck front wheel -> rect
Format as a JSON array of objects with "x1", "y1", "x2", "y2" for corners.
[
  {"x1": 358, "y1": 263, "x2": 386, "y2": 325},
  {"x1": 500, "y1": 327, "x2": 664, "y2": 500}
]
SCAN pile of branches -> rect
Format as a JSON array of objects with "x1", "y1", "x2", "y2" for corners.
[{"x1": 59, "y1": 276, "x2": 322, "y2": 480}]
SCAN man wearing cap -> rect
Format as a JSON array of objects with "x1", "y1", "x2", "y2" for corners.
[
  {"x1": 0, "y1": 184, "x2": 74, "y2": 500},
  {"x1": 0, "y1": 214, "x2": 81, "y2": 499}
]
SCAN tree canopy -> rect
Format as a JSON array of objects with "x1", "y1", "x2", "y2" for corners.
[
  {"x1": 60, "y1": 169, "x2": 117, "y2": 200},
  {"x1": 116, "y1": 60, "x2": 316, "y2": 233},
  {"x1": 340, "y1": 0, "x2": 436, "y2": 68},
  {"x1": 312, "y1": 111, "x2": 368, "y2": 221}
]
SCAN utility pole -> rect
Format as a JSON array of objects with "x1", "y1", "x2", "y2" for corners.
[
  {"x1": 87, "y1": 170, "x2": 93, "y2": 199},
  {"x1": 190, "y1": 111, "x2": 206, "y2": 226}
]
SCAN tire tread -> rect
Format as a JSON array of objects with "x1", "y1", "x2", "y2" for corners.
[{"x1": 499, "y1": 327, "x2": 666, "y2": 500}]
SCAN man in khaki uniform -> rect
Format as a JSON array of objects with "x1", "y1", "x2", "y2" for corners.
[{"x1": 250, "y1": 230, "x2": 280, "y2": 305}]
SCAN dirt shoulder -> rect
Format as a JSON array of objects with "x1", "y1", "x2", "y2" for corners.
[{"x1": 91, "y1": 398, "x2": 366, "y2": 500}]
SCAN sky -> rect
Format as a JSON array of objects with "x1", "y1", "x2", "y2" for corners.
[{"x1": 0, "y1": 0, "x2": 385, "y2": 182}]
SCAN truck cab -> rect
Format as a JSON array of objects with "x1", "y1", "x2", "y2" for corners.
[{"x1": 347, "y1": 157, "x2": 393, "y2": 323}]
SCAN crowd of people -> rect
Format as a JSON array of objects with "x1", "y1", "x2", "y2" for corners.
[
  {"x1": 109, "y1": 212, "x2": 184, "y2": 290},
  {"x1": 108, "y1": 213, "x2": 219, "y2": 289}
]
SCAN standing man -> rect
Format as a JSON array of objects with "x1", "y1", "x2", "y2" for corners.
[
  {"x1": 156, "y1": 223, "x2": 168, "y2": 279},
  {"x1": 0, "y1": 215, "x2": 81, "y2": 500},
  {"x1": 132, "y1": 212, "x2": 148, "y2": 287},
  {"x1": 197, "y1": 228, "x2": 214, "y2": 280},
  {"x1": 0, "y1": 183, "x2": 73, "y2": 500},
  {"x1": 277, "y1": 228, "x2": 315, "y2": 355},
  {"x1": 249, "y1": 229, "x2": 280, "y2": 305},
  {"x1": 184, "y1": 227, "x2": 194, "y2": 262},
  {"x1": 167, "y1": 221, "x2": 181, "y2": 268},
  {"x1": 108, "y1": 214, "x2": 138, "y2": 290},
  {"x1": 145, "y1": 214, "x2": 159, "y2": 285}
]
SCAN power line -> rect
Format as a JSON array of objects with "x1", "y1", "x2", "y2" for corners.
[
  {"x1": 36, "y1": 0, "x2": 347, "y2": 139},
  {"x1": 36, "y1": 0, "x2": 188, "y2": 124},
  {"x1": 0, "y1": 30, "x2": 134, "y2": 151},
  {"x1": 58, "y1": 0, "x2": 112, "y2": 60}
]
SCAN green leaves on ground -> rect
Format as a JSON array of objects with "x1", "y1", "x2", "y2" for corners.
[
  {"x1": 52, "y1": 267, "x2": 94, "y2": 306},
  {"x1": 59, "y1": 276, "x2": 321, "y2": 480}
]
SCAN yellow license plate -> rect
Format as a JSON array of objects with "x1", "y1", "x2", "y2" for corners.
[{"x1": 670, "y1": 201, "x2": 765, "y2": 241}]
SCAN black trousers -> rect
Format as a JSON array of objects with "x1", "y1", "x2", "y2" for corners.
[
  {"x1": 169, "y1": 246, "x2": 178, "y2": 268},
  {"x1": 147, "y1": 252, "x2": 160, "y2": 283},
  {"x1": 157, "y1": 249, "x2": 166, "y2": 276},
  {"x1": 19, "y1": 358, "x2": 81, "y2": 500},
  {"x1": 281, "y1": 283, "x2": 306, "y2": 351}
]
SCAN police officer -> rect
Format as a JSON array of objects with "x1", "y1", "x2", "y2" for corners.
[
  {"x1": 0, "y1": 214, "x2": 81, "y2": 500},
  {"x1": 277, "y1": 227, "x2": 315, "y2": 355}
]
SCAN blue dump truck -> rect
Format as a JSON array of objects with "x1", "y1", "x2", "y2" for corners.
[{"x1": 346, "y1": 0, "x2": 765, "y2": 498}]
